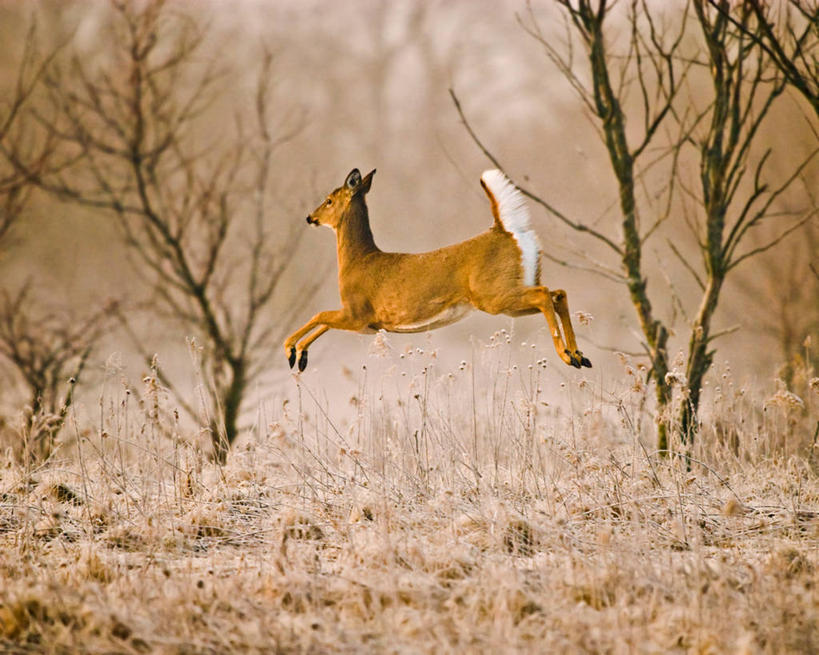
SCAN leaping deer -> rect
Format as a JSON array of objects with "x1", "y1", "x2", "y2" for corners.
[{"x1": 284, "y1": 168, "x2": 592, "y2": 372}]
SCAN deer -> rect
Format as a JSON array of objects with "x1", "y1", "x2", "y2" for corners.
[{"x1": 284, "y1": 168, "x2": 592, "y2": 373}]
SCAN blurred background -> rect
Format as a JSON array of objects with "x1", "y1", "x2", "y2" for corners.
[{"x1": 0, "y1": 0, "x2": 816, "y2": 458}]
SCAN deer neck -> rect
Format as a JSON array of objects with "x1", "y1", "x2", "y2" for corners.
[{"x1": 336, "y1": 199, "x2": 378, "y2": 266}]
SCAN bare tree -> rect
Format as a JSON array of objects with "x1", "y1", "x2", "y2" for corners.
[
  {"x1": 735, "y1": 210, "x2": 819, "y2": 390},
  {"x1": 716, "y1": 0, "x2": 819, "y2": 392},
  {"x1": 0, "y1": 22, "x2": 102, "y2": 462},
  {"x1": 0, "y1": 285, "x2": 111, "y2": 460},
  {"x1": 0, "y1": 24, "x2": 59, "y2": 247},
  {"x1": 677, "y1": 0, "x2": 817, "y2": 440},
  {"x1": 453, "y1": 0, "x2": 817, "y2": 450},
  {"x1": 12, "y1": 1, "x2": 310, "y2": 462}
]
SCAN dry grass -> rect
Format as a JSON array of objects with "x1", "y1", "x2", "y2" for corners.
[{"x1": 2, "y1": 336, "x2": 819, "y2": 654}]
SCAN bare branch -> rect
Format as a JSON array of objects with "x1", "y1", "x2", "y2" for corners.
[
  {"x1": 710, "y1": 0, "x2": 819, "y2": 117},
  {"x1": 0, "y1": 22, "x2": 71, "y2": 246},
  {"x1": 667, "y1": 238, "x2": 705, "y2": 291},
  {"x1": 541, "y1": 249, "x2": 626, "y2": 283},
  {"x1": 728, "y1": 210, "x2": 819, "y2": 271},
  {"x1": 725, "y1": 146, "x2": 819, "y2": 267},
  {"x1": 449, "y1": 88, "x2": 623, "y2": 255}
]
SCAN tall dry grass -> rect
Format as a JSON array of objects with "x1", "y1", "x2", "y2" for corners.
[{"x1": 1, "y1": 332, "x2": 818, "y2": 653}]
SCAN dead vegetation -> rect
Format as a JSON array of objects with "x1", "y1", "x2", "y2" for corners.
[{"x1": 1, "y1": 340, "x2": 818, "y2": 653}]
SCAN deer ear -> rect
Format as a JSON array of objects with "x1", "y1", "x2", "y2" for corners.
[
  {"x1": 358, "y1": 169, "x2": 376, "y2": 195},
  {"x1": 345, "y1": 169, "x2": 362, "y2": 189}
]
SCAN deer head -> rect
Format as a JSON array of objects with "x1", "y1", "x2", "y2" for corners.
[{"x1": 306, "y1": 168, "x2": 376, "y2": 230}]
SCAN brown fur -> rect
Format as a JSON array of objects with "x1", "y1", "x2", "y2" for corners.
[{"x1": 284, "y1": 169, "x2": 590, "y2": 372}]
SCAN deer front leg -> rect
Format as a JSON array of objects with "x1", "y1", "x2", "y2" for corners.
[
  {"x1": 283, "y1": 310, "x2": 368, "y2": 372},
  {"x1": 284, "y1": 313, "x2": 327, "y2": 369},
  {"x1": 550, "y1": 289, "x2": 592, "y2": 368},
  {"x1": 293, "y1": 325, "x2": 330, "y2": 371}
]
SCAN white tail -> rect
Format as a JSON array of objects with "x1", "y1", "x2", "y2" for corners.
[{"x1": 480, "y1": 169, "x2": 541, "y2": 286}]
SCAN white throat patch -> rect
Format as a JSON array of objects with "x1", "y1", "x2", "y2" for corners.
[{"x1": 480, "y1": 169, "x2": 541, "y2": 286}]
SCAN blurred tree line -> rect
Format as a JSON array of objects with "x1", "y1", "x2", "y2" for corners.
[{"x1": 0, "y1": 0, "x2": 816, "y2": 461}]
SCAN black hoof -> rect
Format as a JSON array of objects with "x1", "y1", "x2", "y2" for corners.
[
  {"x1": 566, "y1": 349, "x2": 582, "y2": 368},
  {"x1": 288, "y1": 347, "x2": 296, "y2": 369},
  {"x1": 581, "y1": 356, "x2": 592, "y2": 368},
  {"x1": 298, "y1": 350, "x2": 308, "y2": 372}
]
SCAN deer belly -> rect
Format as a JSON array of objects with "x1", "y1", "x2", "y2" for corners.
[{"x1": 387, "y1": 303, "x2": 473, "y2": 333}]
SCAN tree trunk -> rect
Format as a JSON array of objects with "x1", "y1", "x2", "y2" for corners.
[
  {"x1": 652, "y1": 325, "x2": 672, "y2": 452},
  {"x1": 587, "y1": 24, "x2": 673, "y2": 451},
  {"x1": 212, "y1": 360, "x2": 245, "y2": 465},
  {"x1": 679, "y1": 276, "x2": 724, "y2": 444}
]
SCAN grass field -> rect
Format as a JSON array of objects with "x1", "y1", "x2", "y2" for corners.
[{"x1": 1, "y1": 337, "x2": 818, "y2": 653}]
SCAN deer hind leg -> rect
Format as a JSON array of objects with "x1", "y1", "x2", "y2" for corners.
[
  {"x1": 550, "y1": 289, "x2": 592, "y2": 368},
  {"x1": 284, "y1": 310, "x2": 368, "y2": 372},
  {"x1": 483, "y1": 286, "x2": 576, "y2": 367},
  {"x1": 479, "y1": 286, "x2": 588, "y2": 368}
]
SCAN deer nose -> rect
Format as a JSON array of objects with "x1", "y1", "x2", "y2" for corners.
[{"x1": 306, "y1": 215, "x2": 316, "y2": 225}]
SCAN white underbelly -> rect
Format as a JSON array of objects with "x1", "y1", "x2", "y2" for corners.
[{"x1": 390, "y1": 303, "x2": 473, "y2": 333}]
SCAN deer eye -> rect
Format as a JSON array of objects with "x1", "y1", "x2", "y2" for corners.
[{"x1": 326, "y1": 198, "x2": 332, "y2": 206}]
